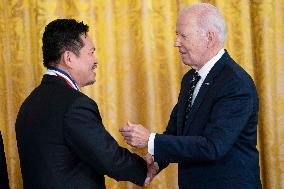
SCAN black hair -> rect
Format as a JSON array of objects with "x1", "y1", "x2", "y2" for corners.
[{"x1": 42, "y1": 19, "x2": 89, "y2": 67}]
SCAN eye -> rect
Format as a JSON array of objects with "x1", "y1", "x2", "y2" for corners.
[{"x1": 181, "y1": 33, "x2": 187, "y2": 39}]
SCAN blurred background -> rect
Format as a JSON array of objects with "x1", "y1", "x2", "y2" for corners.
[{"x1": 0, "y1": 0, "x2": 283, "y2": 188}]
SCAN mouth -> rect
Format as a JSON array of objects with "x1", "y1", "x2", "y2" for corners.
[
  {"x1": 92, "y1": 63, "x2": 97, "y2": 69},
  {"x1": 179, "y1": 50, "x2": 187, "y2": 54},
  {"x1": 92, "y1": 64, "x2": 97, "y2": 72}
]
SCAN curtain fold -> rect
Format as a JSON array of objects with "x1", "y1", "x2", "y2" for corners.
[{"x1": 0, "y1": 0, "x2": 283, "y2": 188}]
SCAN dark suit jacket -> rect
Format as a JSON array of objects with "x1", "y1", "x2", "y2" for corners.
[
  {"x1": 0, "y1": 132, "x2": 9, "y2": 189},
  {"x1": 16, "y1": 75, "x2": 147, "y2": 189},
  {"x1": 154, "y1": 51, "x2": 262, "y2": 189}
]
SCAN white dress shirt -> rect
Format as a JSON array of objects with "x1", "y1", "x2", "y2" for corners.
[{"x1": 148, "y1": 48, "x2": 225, "y2": 156}]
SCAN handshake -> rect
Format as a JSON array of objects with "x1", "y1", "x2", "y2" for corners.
[{"x1": 119, "y1": 121, "x2": 158, "y2": 186}]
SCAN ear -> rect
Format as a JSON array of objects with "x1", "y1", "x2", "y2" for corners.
[
  {"x1": 62, "y1": 51, "x2": 75, "y2": 69},
  {"x1": 206, "y1": 31, "x2": 216, "y2": 48}
]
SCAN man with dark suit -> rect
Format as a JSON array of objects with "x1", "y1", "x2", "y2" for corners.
[
  {"x1": 15, "y1": 19, "x2": 154, "y2": 189},
  {"x1": 120, "y1": 3, "x2": 262, "y2": 189},
  {"x1": 0, "y1": 132, "x2": 9, "y2": 189}
]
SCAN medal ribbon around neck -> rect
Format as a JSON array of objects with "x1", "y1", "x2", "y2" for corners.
[{"x1": 45, "y1": 67, "x2": 80, "y2": 91}]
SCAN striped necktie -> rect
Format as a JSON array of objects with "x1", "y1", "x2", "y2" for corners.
[{"x1": 186, "y1": 71, "x2": 201, "y2": 113}]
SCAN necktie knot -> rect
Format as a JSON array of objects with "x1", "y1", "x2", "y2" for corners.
[{"x1": 191, "y1": 71, "x2": 201, "y2": 83}]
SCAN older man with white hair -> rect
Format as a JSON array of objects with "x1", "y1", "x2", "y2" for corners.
[{"x1": 120, "y1": 3, "x2": 262, "y2": 189}]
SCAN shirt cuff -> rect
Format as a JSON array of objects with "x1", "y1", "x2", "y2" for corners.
[{"x1": 148, "y1": 133, "x2": 156, "y2": 155}]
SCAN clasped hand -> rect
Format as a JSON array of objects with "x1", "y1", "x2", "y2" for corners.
[
  {"x1": 119, "y1": 121, "x2": 150, "y2": 148},
  {"x1": 119, "y1": 122, "x2": 158, "y2": 185},
  {"x1": 144, "y1": 153, "x2": 159, "y2": 185}
]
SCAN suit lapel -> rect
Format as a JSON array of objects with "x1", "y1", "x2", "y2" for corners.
[
  {"x1": 177, "y1": 71, "x2": 194, "y2": 135},
  {"x1": 182, "y1": 75, "x2": 214, "y2": 134},
  {"x1": 182, "y1": 52, "x2": 230, "y2": 134}
]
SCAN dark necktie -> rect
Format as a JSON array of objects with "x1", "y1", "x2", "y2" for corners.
[
  {"x1": 185, "y1": 71, "x2": 201, "y2": 113},
  {"x1": 183, "y1": 71, "x2": 201, "y2": 132}
]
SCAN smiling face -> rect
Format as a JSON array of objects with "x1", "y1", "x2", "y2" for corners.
[
  {"x1": 69, "y1": 34, "x2": 98, "y2": 87},
  {"x1": 174, "y1": 12, "x2": 209, "y2": 70}
]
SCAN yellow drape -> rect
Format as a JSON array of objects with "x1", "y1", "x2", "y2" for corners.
[{"x1": 0, "y1": 0, "x2": 283, "y2": 188}]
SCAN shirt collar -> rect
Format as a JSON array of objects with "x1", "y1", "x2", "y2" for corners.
[{"x1": 197, "y1": 48, "x2": 225, "y2": 80}]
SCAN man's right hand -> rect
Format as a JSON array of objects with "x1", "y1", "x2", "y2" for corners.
[
  {"x1": 144, "y1": 153, "x2": 159, "y2": 186},
  {"x1": 119, "y1": 121, "x2": 150, "y2": 148}
]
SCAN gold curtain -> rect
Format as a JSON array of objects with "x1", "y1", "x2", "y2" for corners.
[{"x1": 0, "y1": 0, "x2": 283, "y2": 188}]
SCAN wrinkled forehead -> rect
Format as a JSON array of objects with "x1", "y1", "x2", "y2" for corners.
[{"x1": 176, "y1": 12, "x2": 199, "y2": 31}]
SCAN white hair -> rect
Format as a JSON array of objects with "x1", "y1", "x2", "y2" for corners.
[{"x1": 182, "y1": 3, "x2": 227, "y2": 44}]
